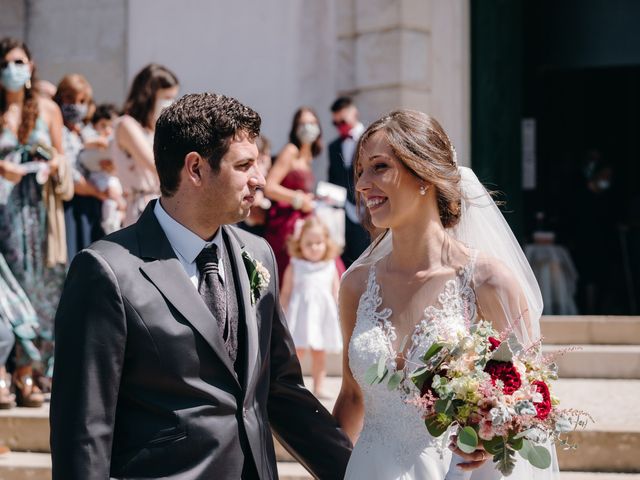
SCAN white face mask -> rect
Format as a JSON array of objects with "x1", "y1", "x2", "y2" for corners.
[
  {"x1": 296, "y1": 122, "x2": 320, "y2": 144},
  {"x1": 153, "y1": 98, "x2": 174, "y2": 124}
]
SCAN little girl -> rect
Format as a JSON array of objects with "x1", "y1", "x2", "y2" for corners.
[{"x1": 280, "y1": 216, "x2": 342, "y2": 398}]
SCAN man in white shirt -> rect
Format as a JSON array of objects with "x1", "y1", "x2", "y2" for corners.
[{"x1": 328, "y1": 96, "x2": 370, "y2": 267}]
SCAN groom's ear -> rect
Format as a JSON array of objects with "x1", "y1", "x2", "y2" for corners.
[{"x1": 184, "y1": 151, "x2": 205, "y2": 187}]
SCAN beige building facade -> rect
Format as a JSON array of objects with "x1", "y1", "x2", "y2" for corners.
[{"x1": 1, "y1": 0, "x2": 471, "y2": 173}]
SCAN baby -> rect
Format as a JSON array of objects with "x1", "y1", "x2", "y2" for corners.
[{"x1": 79, "y1": 104, "x2": 125, "y2": 234}]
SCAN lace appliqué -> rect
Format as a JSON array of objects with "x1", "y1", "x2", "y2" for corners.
[{"x1": 348, "y1": 251, "x2": 479, "y2": 468}]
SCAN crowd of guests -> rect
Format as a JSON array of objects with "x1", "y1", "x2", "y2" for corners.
[{"x1": 0, "y1": 35, "x2": 371, "y2": 422}]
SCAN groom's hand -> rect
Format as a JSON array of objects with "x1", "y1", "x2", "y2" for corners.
[{"x1": 448, "y1": 434, "x2": 490, "y2": 471}]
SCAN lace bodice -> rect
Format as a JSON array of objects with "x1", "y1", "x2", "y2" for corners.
[{"x1": 348, "y1": 253, "x2": 478, "y2": 466}]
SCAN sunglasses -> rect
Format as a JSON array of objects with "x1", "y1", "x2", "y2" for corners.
[
  {"x1": 332, "y1": 119, "x2": 347, "y2": 127},
  {"x1": 0, "y1": 59, "x2": 27, "y2": 70}
]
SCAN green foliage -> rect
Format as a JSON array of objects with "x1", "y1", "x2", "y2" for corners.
[
  {"x1": 422, "y1": 343, "x2": 444, "y2": 363},
  {"x1": 425, "y1": 414, "x2": 451, "y2": 438},
  {"x1": 387, "y1": 371, "x2": 403, "y2": 391},
  {"x1": 519, "y1": 439, "x2": 552, "y2": 470},
  {"x1": 457, "y1": 426, "x2": 479, "y2": 454}
]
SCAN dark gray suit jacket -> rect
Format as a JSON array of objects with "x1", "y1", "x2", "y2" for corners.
[{"x1": 50, "y1": 201, "x2": 351, "y2": 479}]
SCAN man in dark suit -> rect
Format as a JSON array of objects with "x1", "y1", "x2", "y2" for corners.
[
  {"x1": 50, "y1": 93, "x2": 352, "y2": 480},
  {"x1": 328, "y1": 97, "x2": 370, "y2": 267}
]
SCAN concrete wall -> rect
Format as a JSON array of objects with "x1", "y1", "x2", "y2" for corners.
[
  {"x1": 127, "y1": 0, "x2": 338, "y2": 180},
  {"x1": 6, "y1": 0, "x2": 471, "y2": 172},
  {"x1": 17, "y1": 0, "x2": 128, "y2": 104},
  {"x1": 0, "y1": 0, "x2": 25, "y2": 40}
]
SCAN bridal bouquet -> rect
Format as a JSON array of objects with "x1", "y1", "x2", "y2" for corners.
[{"x1": 366, "y1": 320, "x2": 589, "y2": 476}]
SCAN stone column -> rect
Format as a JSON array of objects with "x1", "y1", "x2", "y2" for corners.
[{"x1": 336, "y1": 0, "x2": 470, "y2": 166}]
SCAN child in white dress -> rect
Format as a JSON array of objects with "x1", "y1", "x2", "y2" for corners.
[{"x1": 280, "y1": 216, "x2": 342, "y2": 397}]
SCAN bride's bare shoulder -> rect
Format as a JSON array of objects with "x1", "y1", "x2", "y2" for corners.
[{"x1": 340, "y1": 264, "x2": 371, "y2": 301}]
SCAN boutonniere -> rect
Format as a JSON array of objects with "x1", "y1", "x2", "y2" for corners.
[{"x1": 241, "y1": 250, "x2": 271, "y2": 305}]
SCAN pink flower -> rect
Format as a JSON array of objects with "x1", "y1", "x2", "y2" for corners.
[{"x1": 479, "y1": 419, "x2": 495, "y2": 440}]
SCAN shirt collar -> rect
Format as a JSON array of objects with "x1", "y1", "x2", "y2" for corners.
[{"x1": 154, "y1": 199, "x2": 224, "y2": 265}]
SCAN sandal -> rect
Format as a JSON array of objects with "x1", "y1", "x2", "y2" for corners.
[
  {"x1": 13, "y1": 373, "x2": 44, "y2": 408},
  {"x1": 0, "y1": 373, "x2": 15, "y2": 409}
]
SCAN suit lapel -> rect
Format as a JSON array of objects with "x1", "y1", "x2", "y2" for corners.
[
  {"x1": 136, "y1": 201, "x2": 239, "y2": 386},
  {"x1": 224, "y1": 226, "x2": 259, "y2": 391}
]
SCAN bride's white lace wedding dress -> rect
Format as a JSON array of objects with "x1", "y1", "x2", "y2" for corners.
[{"x1": 345, "y1": 253, "x2": 504, "y2": 480}]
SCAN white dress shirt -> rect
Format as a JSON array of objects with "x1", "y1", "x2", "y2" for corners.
[{"x1": 154, "y1": 200, "x2": 225, "y2": 289}]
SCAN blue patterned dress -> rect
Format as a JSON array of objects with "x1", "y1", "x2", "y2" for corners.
[{"x1": 0, "y1": 118, "x2": 66, "y2": 376}]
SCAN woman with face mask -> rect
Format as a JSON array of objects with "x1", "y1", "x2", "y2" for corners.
[
  {"x1": 264, "y1": 107, "x2": 324, "y2": 280},
  {"x1": 0, "y1": 37, "x2": 71, "y2": 407},
  {"x1": 111, "y1": 63, "x2": 179, "y2": 226},
  {"x1": 54, "y1": 74, "x2": 110, "y2": 259}
]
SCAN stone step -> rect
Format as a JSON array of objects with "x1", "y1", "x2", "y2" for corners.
[
  {"x1": 3, "y1": 379, "x2": 639, "y2": 474},
  {"x1": 0, "y1": 451, "x2": 51, "y2": 480},
  {"x1": 0, "y1": 405, "x2": 49, "y2": 453},
  {"x1": 544, "y1": 345, "x2": 640, "y2": 379},
  {"x1": 541, "y1": 316, "x2": 640, "y2": 345},
  {"x1": 1, "y1": 453, "x2": 639, "y2": 480}
]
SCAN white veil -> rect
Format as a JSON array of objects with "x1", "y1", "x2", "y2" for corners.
[{"x1": 346, "y1": 165, "x2": 543, "y2": 344}]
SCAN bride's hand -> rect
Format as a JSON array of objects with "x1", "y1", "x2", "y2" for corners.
[{"x1": 448, "y1": 434, "x2": 490, "y2": 471}]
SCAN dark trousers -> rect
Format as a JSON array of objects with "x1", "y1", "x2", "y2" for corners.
[{"x1": 341, "y1": 217, "x2": 370, "y2": 268}]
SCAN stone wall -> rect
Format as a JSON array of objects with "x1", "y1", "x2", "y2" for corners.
[{"x1": 336, "y1": 0, "x2": 470, "y2": 166}]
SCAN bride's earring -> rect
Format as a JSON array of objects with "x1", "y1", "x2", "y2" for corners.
[{"x1": 419, "y1": 184, "x2": 428, "y2": 196}]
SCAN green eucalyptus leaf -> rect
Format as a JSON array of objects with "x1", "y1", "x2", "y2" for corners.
[
  {"x1": 482, "y1": 436, "x2": 505, "y2": 456},
  {"x1": 422, "y1": 343, "x2": 444, "y2": 362},
  {"x1": 364, "y1": 364, "x2": 379, "y2": 385},
  {"x1": 387, "y1": 371, "x2": 403, "y2": 391},
  {"x1": 509, "y1": 435, "x2": 524, "y2": 451},
  {"x1": 409, "y1": 366, "x2": 429, "y2": 378},
  {"x1": 527, "y1": 445, "x2": 552, "y2": 470},
  {"x1": 457, "y1": 426, "x2": 479, "y2": 454},
  {"x1": 376, "y1": 368, "x2": 389, "y2": 384},
  {"x1": 377, "y1": 356, "x2": 387, "y2": 379}
]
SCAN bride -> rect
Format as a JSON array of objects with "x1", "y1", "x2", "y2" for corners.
[{"x1": 333, "y1": 110, "x2": 558, "y2": 479}]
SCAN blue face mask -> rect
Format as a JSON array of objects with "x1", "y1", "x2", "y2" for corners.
[{"x1": 1, "y1": 62, "x2": 31, "y2": 92}]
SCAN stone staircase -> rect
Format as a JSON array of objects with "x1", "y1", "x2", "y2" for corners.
[{"x1": 1, "y1": 316, "x2": 639, "y2": 479}]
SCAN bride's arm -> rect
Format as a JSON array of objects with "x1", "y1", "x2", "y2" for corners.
[{"x1": 332, "y1": 268, "x2": 365, "y2": 444}]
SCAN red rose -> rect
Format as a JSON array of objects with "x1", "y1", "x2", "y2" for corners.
[
  {"x1": 532, "y1": 380, "x2": 552, "y2": 420},
  {"x1": 484, "y1": 360, "x2": 522, "y2": 395},
  {"x1": 488, "y1": 337, "x2": 502, "y2": 351}
]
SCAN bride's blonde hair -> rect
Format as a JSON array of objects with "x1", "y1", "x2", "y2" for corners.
[{"x1": 354, "y1": 109, "x2": 462, "y2": 233}]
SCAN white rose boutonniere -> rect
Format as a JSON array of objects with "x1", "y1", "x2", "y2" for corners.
[{"x1": 241, "y1": 251, "x2": 271, "y2": 305}]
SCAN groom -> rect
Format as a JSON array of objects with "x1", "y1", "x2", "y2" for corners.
[{"x1": 50, "y1": 93, "x2": 352, "y2": 479}]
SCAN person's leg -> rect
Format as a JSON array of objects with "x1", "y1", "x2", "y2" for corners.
[
  {"x1": 310, "y1": 349, "x2": 327, "y2": 398},
  {"x1": 13, "y1": 341, "x2": 44, "y2": 408},
  {"x1": 0, "y1": 323, "x2": 16, "y2": 408}
]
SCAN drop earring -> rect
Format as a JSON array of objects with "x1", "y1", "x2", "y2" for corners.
[
  {"x1": 25, "y1": 78, "x2": 31, "y2": 90},
  {"x1": 419, "y1": 184, "x2": 428, "y2": 196}
]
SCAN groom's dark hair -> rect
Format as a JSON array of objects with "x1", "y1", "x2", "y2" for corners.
[{"x1": 154, "y1": 92, "x2": 261, "y2": 197}]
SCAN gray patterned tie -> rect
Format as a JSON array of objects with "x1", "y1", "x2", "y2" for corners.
[{"x1": 195, "y1": 245, "x2": 230, "y2": 352}]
